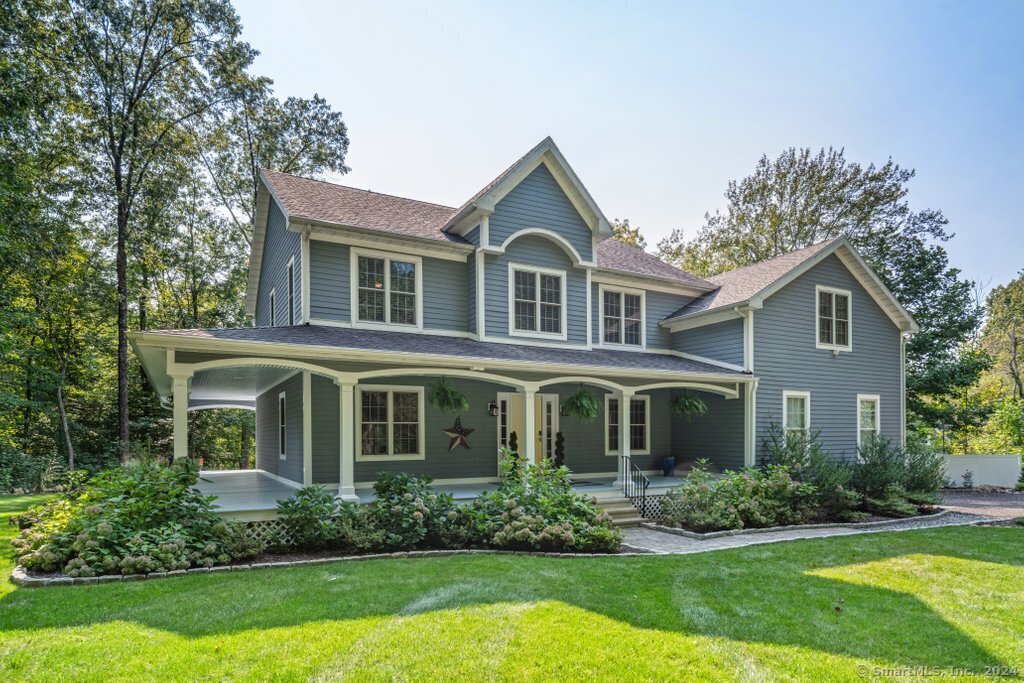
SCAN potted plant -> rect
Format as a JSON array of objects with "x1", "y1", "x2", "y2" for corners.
[
  {"x1": 427, "y1": 376, "x2": 469, "y2": 415},
  {"x1": 665, "y1": 392, "x2": 708, "y2": 476},
  {"x1": 561, "y1": 386, "x2": 601, "y2": 421}
]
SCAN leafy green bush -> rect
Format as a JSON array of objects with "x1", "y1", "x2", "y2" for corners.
[
  {"x1": 466, "y1": 452, "x2": 621, "y2": 552},
  {"x1": 277, "y1": 485, "x2": 384, "y2": 552},
  {"x1": 763, "y1": 424, "x2": 864, "y2": 521},
  {"x1": 12, "y1": 460, "x2": 262, "y2": 576},
  {"x1": 662, "y1": 460, "x2": 816, "y2": 532},
  {"x1": 367, "y1": 473, "x2": 465, "y2": 550}
]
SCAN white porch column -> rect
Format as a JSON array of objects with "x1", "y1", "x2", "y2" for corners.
[
  {"x1": 171, "y1": 373, "x2": 192, "y2": 461},
  {"x1": 615, "y1": 390, "x2": 635, "y2": 486},
  {"x1": 743, "y1": 381, "x2": 759, "y2": 467},
  {"x1": 520, "y1": 387, "x2": 536, "y2": 464},
  {"x1": 336, "y1": 379, "x2": 358, "y2": 501}
]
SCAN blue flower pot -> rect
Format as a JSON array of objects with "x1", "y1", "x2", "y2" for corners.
[{"x1": 662, "y1": 456, "x2": 676, "y2": 478}]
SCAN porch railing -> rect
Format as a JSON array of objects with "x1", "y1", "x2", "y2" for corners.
[{"x1": 619, "y1": 455, "x2": 649, "y2": 516}]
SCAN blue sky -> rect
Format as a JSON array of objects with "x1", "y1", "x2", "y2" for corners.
[{"x1": 236, "y1": 0, "x2": 1023, "y2": 290}]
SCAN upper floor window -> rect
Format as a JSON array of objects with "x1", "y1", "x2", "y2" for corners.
[
  {"x1": 816, "y1": 286, "x2": 851, "y2": 351},
  {"x1": 509, "y1": 263, "x2": 566, "y2": 339},
  {"x1": 353, "y1": 249, "x2": 421, "y2": 328},
  {"x1": 601, "y1": 287, "x2": 644, "y2": 347}
]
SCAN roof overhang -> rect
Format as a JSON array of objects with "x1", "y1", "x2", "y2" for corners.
[
  {"x1": 660, "y1": 237, "x2": 919, "y2": 333},
  {"x1": 444, "y1": 137, "x2": 613, "y2": 239}
]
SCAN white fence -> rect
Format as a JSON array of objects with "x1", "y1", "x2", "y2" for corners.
[{"x1": 943, "y1": 454, "x2": 1022, "y2": 488}]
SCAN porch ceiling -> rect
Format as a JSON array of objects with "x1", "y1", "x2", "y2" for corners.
[{"x1": 188, "y1": 365, "x2": 296, "y2": 409}]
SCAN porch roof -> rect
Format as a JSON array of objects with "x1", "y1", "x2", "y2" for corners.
[{"x1": 136, "y1": 324, "x2": 747, "y2": 376}]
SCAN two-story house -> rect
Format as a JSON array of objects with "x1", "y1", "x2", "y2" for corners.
[{"x1": 130, "y1": 137, "x2": 918, "y2": 518}]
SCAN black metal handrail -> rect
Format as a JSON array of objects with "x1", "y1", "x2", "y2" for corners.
[{"x1": 620, "y1": 455, "x2": 649, "y2": 516}]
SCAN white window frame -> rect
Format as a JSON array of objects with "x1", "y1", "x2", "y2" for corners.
[
  {"x1": 857, "y1": 394, "x2": 881, "y2": 448},
  {"x1": 598, "y1": 284, "x2": 646, "y2": 349},
  {"x1": 268, "y1": 289, "x2": 276, "y2": 327},
  {"x1": 782, "y1": 390, "x2": 811, "y2": 436},
  {"x1": 278, "y1": 391, "x2": 287, "y2": 460},
  {"x1": 815, "y1": 285, "x2": 852, "y2": 352},
  {"x1": 604, "y1": 394, "x2": 651, "y2": 456},
  {"x1": 287, "y1": 257, "x2": 296, "y2": 326},
  {"x1": 349, "y1": 248, "x2": 424, "y2": 331},
  {"x1": 507, "y1": 262, "x2": 568, "y2": 341},
  {"x1": 355, "y1": 384, "x2": 426, "y2": 462}
]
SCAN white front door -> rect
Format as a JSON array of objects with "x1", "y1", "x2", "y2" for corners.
[{"x1": 496, "y1": 392, "x2": 559, "y2": 466}]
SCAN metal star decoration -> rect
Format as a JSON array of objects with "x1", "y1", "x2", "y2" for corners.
[{"x1": 442, "y1": 416, "x2": 474, "y2": 452}]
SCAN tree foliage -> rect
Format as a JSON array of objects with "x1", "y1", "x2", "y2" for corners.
[
  {"x1": 611, "y1": 218, "x2": 647, "y2": 250},
  {"x1": 657, "y1": 147, "x2": 988, "y2": 428}
]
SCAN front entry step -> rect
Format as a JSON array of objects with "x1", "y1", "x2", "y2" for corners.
[{"x1": 594, "y1": 495, "x2": 644, "y2": 528}]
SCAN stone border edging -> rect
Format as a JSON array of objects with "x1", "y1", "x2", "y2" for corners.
[
  {"x1": 641, "y1": 509, "x2": 951, "y2": 539},
  {"x1": 9, "y1": 548, "x2": 651, "y2": 588}
]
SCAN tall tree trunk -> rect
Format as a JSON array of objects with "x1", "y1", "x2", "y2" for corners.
[
  {"x1": 117, "y1": 202, "x2": 130, "y2": 463},
  {"x1": 56, "y1": 382, "x2": 74, "y2": 470}
]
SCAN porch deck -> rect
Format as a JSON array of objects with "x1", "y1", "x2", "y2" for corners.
[{"x1": 194, "y1": 469, "x2": 687, "y2": 521}]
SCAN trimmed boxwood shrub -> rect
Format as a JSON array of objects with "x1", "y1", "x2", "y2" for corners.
[{"x1": 12, "y1": 460, "x2": 262, "y2": 576}]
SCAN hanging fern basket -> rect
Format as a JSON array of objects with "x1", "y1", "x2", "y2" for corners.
[
  {"x1": 561, "y1": 386, "x2": 601, "y2": 421},
  {"x1": 669, "y1": 392, "x2": 708, "y2": 421},
  {"x1": 427, "y1": 377, "x2": 470, "y2": 415}
]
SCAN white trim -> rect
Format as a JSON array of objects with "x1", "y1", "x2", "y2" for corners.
[
  {"x1": 585, "y1": 268, "x2": 593, "y2": 345},
  {"x1": 670, "y1": 351, "x2": 747, "y2": 373},
  {"x1": 307, "y1": 225, "x2": 471, "y2": 262},
  {"x1": 740, "y1": 307, "x2": 754, "y2": 371},
  {"x1": 815, "y1": 285, "x2": 853, "y2": 352},
  {"x1": 661, "y1": 307, "x2": 746, "y2": 332},
  {"x1": 475, "y1": 250, "x2": 485, "y2": 337},
  {"x1": 355, "y1": 384, "x2": 426, "y2": 462},
  {"x1": 300, "y1": 233, "x2": 310, "y2": 323},
  {"x1": 782, "y1": 390, "x2": 811, "y2": 435},
  {"x1": 857, "y1": 393, "x2": 881, "y2": 449},
  {"x1": 355, "y1": 475, "x2": 500, "y2": 489},
  {"x1": 485, "y1": 227, "x2": 594, "y2": 267},
  {"x1": 277, "y1": 391, "x2": 287, "y2": 460},
  {"x1": 605, "y1": 393, "x2": 650, "y2": 456},
  {"x1": 186, "y1": 402, "x2": 255, "y2": 412},
  {"x1": 302, "y1": 371, "x2": 312, "y2": 485},
  {"x1": 495, "y1": 391, "x2": 516, "y2": 454},
  {"x1": 900, "y1": 334, "x2": 908, "y2": 446},
  {"x1": 744, "y1": 381, "x2": 759, "y2": 467},
  {"x1": 507, "y1": 261, "x2": 568, "y2": 341},
  {"x1": 287, "y1": 257, "x2": 296, "y2": 326},
  {"x1": 597, "y1": 284, "x2": 646, "y2": 350},
  {"x1": 349, "y1": 247, "x2": 424, "y2": 332},
  {"x1": 591, "y1": 271, "x2": 712, "y2": 297},
  {"x1": 268, "y1": 289, "x2": 276, "y2": 327}
]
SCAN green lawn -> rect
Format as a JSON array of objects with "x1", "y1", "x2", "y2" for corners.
[{"x1": 0, "y1": 495, "x2": 1021, "y2": 681}]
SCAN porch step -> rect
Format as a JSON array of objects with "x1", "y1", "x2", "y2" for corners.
[{"x1": 594, "y1": 496, "x2": 644, "y2": 528}]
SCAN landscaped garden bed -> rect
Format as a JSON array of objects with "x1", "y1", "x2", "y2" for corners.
[
  {"x1": 657, "y1": 427, "x2": 949, "y2": 534},
  {"x1": 10, "y1": 450, "x2": 623, "y2": 584}
]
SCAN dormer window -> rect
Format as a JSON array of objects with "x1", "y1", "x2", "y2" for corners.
[
  {"x1": 601, "y1": 286, "x2": 644, "y2": 347},
  {"x1": 352, "y1": 249, "x2": 421, "y2": 329},
  {"x1": 509, "y1": 263, "x2": 566, "y2": 340},
  {"x1": 816, "y1": 286, "x2": 851, "y2": 351}
]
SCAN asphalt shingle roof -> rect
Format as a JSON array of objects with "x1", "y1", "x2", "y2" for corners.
[
  {"x1": 597, "y1": 239, "x2": 714, "y2": 288},
  {"x1": 664, "y1": 239, "x2": 840, "y2": 320},
  {"x1": 147, "y1": 325, "x2": 744, "y2": 377}
]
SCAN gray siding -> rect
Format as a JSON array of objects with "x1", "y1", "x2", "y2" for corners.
[
  {"x1": 310, "y1": 375, "x2": 340, "y2": 484},
  {"x1": 484, "y1": 235, "x2": 588, "y2": 344},
  {"x1": 309, "y1": 241, "x2": 349, "y2": 322},
  {"x1": 754, "y1": 254, "x2": 902, "y2": 462},
  {"x1": 255, "y1": 373, "x2": 304, "y2": 484},
  {"x1": 423, "y1": 258, "x2": 468, "y2": 332},
  {"x1": 255, "y1": 199, "x2": 301, "y2": 326},
  {"x1": 488, "y1": 164, "x2": 594, "y2": 263},
  {"x1": 671, "y1": 388, "x2": 746, "y2": 472},
  {"x1": 353, "y1": 377, "x2": 510, "y2": 483},
  {"x1": 672, "y1": 318, "x2": 744, "y2": 366}
]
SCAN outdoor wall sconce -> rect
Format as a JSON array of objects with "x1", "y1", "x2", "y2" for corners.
[{"x1": 487, "y1": 400, "x2": 500, "y2": 417}]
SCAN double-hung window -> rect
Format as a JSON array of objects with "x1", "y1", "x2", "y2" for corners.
[
  {"x1": 354, "y1": 250, "x2": 420, "y2": 328},
  {"x1": 605, "y1": 395, "x2": 650, "y2": 455},
  {"x1": 357, "y1": 385, "x2": 425, "y2": 460},
  {"x1": 602, "y1": 288, "x2": 644, "y2": 347},
  {"x1": 278, "y1": 392, "x2": 287, "y2": 459},
  {"x1": 857, "y1": 394, "x2": 880, "y2": 448},
  {"x1": 510, "y1": 265, "x2": 565, "y2": 338},
  {"x1": 783, "y1": 391, "x2": 810, "y2": 438},
  {"x1": 817, "y1": 286, "x2": 851, "y2": 351}
]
